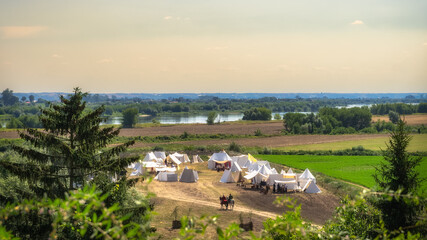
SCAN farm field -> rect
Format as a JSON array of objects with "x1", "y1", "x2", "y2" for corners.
[
  {"x1": 277, "y1": 134, "x2": 427, "y2": 152},
  {"x1": 372, "y1": 114, "x2": 427, "y2": 126},
  {"x1": 256, "y1": 155, "x2": 427, "y2": 196}
]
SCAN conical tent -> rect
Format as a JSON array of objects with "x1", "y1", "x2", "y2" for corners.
[
  {"x1": 258, "y1": 165, "x2": 273, "y2": 176},
  {"x1": 271, "y1": 168, "x2": 278, "y2": 174},
  {"x1": 305, "y1": 180, "x2": 321, "y2": 193},
  {"x1": 220, "y1": 169, "x2": 235, "y2": 183},
  {"x1": 179, "y1": 167, "x2": 198, "y2": 183},
  {"x1": 232, "y1": 171, "x2": 244, "y2": 183},
  {"x1": 299, "y1": 168, "x2": 315, "y2": 181},
  {"x1": 287, "y1": 168, "x2": 294, "y2": 174}
]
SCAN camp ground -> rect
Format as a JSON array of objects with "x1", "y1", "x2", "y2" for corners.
[{"x1": 129, "y1": 150, "x2": 322, "y2": 194}]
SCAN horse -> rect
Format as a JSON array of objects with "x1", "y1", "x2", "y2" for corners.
[
  {"x1": 227, "y1": 198, "x2": 234, "y2": 210},
  {"x1": 219, "y1": 196, "x2": 228, "y2": 210}
]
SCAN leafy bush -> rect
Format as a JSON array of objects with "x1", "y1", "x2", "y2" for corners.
[
  {"x1": 228, "y1": 142, "x2": 242, "y2": 152},
  {"x1": 242, "y1": 107, "x2": 272, "y2": 120}
]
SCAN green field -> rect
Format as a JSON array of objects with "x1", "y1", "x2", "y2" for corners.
[
  {"x1": 255, "y1": 155, "x2": 427, "y2": 196},
  {"x1": 276, "y1": 134, "x2": 427, "y2": 152}
]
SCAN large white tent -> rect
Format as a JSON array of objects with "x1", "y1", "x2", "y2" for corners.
[
  {"x1": 208, "y1": 151, "x2": 232, "y2": 169},
  {"x1": 172, "y1": 152, "x2": 190, "y2": 163},
  {"x1": 143, "y1": 152, "x2": 162, "y2": 162},
  {"x1": 155, "y1": 172, "x2": 178, "y2": 182},
  {"x1": 266, "y1": 174, "x2": 285, "y2": 185},
  {"x1": 179, "y1": 167, "x2": 198, "y2": 183},
  {"x1": 154, "y1": 151, "x2": 166, "y2": 160},
  {"x1": 244, "y1": 170, "x2": 267, "y2": 184}
]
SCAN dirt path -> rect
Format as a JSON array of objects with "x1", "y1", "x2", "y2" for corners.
[{"x1": 158, "y1": 194, "x2": 278, "y2": 219}]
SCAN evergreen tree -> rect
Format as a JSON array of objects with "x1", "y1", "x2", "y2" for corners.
[
  {"x1": 373, "y1": 119, "x2": 423, "y2": 231},
  {"x1": 0, "y1": 87, "x2": 138, "y2": 199}
]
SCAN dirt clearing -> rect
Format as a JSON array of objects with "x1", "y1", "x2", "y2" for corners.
[{"x1": 137, "y1": 162, "x2": 339, "y2": 239}]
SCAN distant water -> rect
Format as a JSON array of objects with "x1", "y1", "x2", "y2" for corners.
[{"x1": 101, "y1": 112, "x2": 311, "y2": 125}]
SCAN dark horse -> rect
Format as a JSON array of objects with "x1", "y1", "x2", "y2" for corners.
[
  {"x1": 220, "y1": 196, "x2": 228, "y2": 210},
  {"x1": 219, "y1": 197, "x2": 234, "y2": 210}
]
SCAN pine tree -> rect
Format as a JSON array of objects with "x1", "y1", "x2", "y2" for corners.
[
  {"x1": 0, "y1": 87, "x2": 138, "y2": 199},
  {"x1": 373, "y1": 119, "x2": 423, "y2": 231}
]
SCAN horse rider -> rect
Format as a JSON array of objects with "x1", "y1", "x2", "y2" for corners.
[{"x1": 228, "y1": 193, "x2": 233, "y2": 201}]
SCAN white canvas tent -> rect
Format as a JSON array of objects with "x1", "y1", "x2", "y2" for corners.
[
  {"x1": 280, "y1": 169, "x2": 286, "y2": 174},
  {"x1": 130, "y1": 162, "x2": 144, "y2": 176},
  {"x1": 154, "y1": 151, "x2": 166, "y2": 160},
  {"x1": 299, "y1": 168, "x2": 316, "y2": 183},
  {"x1": 220, "y1": 169, "x2": 235, "y2": 183},
  {"x1": 266, "y1": 174, "x2": 285, "y2": 185},
  {"x1": 275, "y1": 179, "x2": 299, "y2": 191},
  {"x1": 192, "y1": 155, "x2": 203, "y2": 163},
  {"x1": 271, "y1": 168, "x2": 278, "y2": 174},
  {"x1": 244, "y1": 170, "x2": 267, "y2": 184},
  {"x1": 179, "y1": 167, "x2": 198, "y2": 183},
  {"x1": 258, "y1": 165, "x2": 273, "y2": 176},
  {"x1": 208, "y1": 151, "x2": 232, "y2": 169},
  {"x1": 303, "y1": 180, "x2": 321, "y2": 193},
  {"x1": 156, "y1": 172, "x2": 178, "y2": 182},
  {"x1": 143, "y1": 152, "x2": 162, "y2": 163},
  {"x1": 230, "y1": 161, "x2": 242, "y2": 172},
  {"x1": 172, "y1": 152, "x2": 190, "y2": 163},
  {"x1": 166, "y1": 155, "x2": 182, "y2": 165},
  {"x1": 287, "y1": 168, "x2": 294, "y2": 174}
]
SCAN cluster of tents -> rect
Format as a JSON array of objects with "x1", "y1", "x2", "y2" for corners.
[
  {"x1": 209, "y1": 151, "x2": 321, "y2": 194},
  {"x1": 127, "y1": 151, "x2": 202, "y2": 183}
]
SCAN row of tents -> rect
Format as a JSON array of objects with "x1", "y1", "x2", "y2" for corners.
[
  {"x1": 128, "y1": 151, "x2": 201, "y2": 183},
  {"x1": 154, "y1": 167, "x2": 199, "y2": 183},
  {"x1": 210, "y1": 151, "x2": 321, "y2": 194}
]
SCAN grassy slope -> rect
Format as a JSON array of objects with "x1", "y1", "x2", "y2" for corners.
[
  {"x1": 255, "y1": 155, "x2": 427, "y2": 196},
  {"x1": 276, "y1": 134, "x2": 427, "y2": 152}
]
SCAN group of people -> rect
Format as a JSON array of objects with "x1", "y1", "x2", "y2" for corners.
[{"x1": 220, "y1": 193, "x2": 233, "y2": 202}]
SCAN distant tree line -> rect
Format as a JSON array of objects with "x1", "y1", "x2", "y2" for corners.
[
  {"x1": 283, "y1": 107, "x2": 373, "y2": 134},
  {"x1": 370, "y1": 102, "x2": 427, "y2": 115}
]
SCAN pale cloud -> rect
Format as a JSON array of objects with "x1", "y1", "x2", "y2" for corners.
[
  {"x1": 351, "y1": 20, "x2": 364, "y2": 25},
  {"x1": 52, "y1": 54, "x2": 63, "y2": 59},
  {"x1": 97, "y1": 58, "x2": 114, "y2": 63},
  {"x1": 423, "y1": 42, "x2": 427, "y2": 46},
  {"x1": 0, "y1": 26, "x2": 47, "y2": 39},
  {"x1": 164, "y1": 16, "x2": 173, "y2": 20}
]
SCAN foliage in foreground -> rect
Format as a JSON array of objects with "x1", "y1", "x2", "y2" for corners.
[{"x1": 0, "y1": 186, "x2": 153, "y2": 239}]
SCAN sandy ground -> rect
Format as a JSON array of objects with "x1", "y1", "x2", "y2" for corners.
[
  {"x1": 137, "y1": 162, "x2": 339, "y2": 239},
  {"x1": 372, "y1": 114, "x2": 427, "y2": 126}
]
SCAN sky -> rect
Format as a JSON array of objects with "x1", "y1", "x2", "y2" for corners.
[{"x1": 0, "y1": 0, "x2": 426, "y2": 93}]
